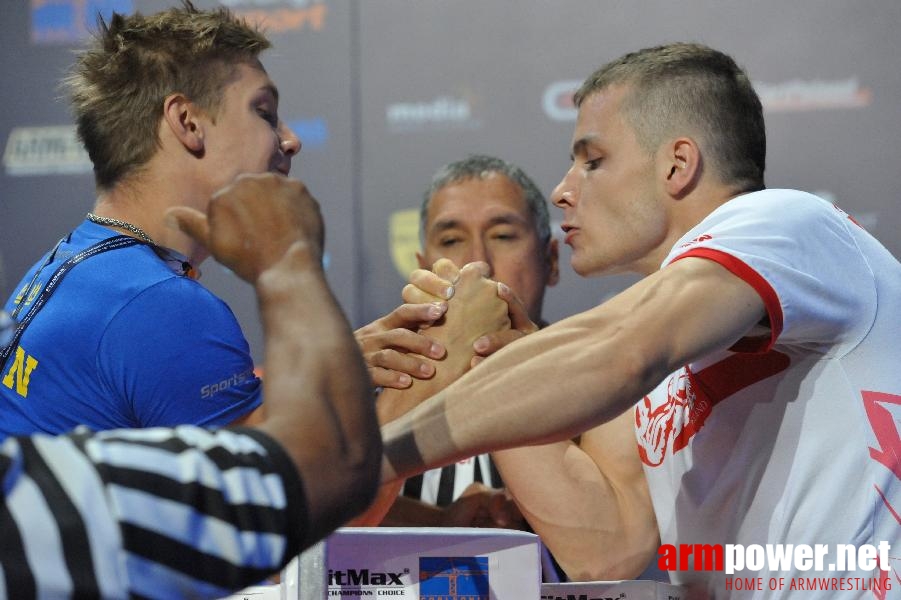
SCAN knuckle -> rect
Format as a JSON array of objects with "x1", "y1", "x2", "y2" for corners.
[{"x1": 370, "y1": 349, "x2": 392, "y2": 366}]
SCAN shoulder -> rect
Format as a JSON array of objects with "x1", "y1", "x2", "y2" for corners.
[
  {"x1": 670, "y1": 189, "x2": 853, "y2": 261},
  {"x1": 715, "y1": 189, "x2": 839, "y2": 225},
  {"x1": 68, "y1": 243, "x2": 189, "y2": 296},
  {"x1": 725, "y1": 189, "x2": 853, "y2": 231},
  {"x1": 102, "y1": 274, "x2": 243, "y2": 347}
]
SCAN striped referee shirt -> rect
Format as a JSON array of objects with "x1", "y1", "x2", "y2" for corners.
[
  {"x1": 402, "y1": 454, "x2": 502, "y2": 506},
  {"x1": 0, "y1": 425, "x2": 306, "y2": 599}
]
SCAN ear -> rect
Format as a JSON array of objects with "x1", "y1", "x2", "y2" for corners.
[
  {"x1": 545, "y1": 237, "x2": 560, "y2": 287},
  {"x1": 162, "y1": 93, "x2": 206, "y2": 153},
  {"x1": 662, "y1": 137, "x2": 701, "y2": 199},
  {"x1": 416, "y1": 250, "x2": 429, "y2": 270}
]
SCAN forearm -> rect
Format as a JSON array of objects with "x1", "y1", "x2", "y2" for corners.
[
  {"x1": 380, "y1": 306, "x2": 654, "y2": 482},
  {"x1": 492, "y1": 415, "x2": 658, "y2": 580},
  {"x1": 256, "y1": 244, "x2": 381, "y2": 540}
]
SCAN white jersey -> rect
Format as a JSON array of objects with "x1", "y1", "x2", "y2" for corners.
[{"x1": 635, "y1": 189, "x2": 901, "y2": 598}]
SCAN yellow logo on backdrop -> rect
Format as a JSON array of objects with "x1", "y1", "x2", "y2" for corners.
[{"x1": 389, "y1": 208, "x2": 420, "y2": 279}]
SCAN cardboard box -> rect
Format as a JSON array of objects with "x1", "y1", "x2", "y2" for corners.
[
  {"x1": 541, "y1": 580, "x2": 685, "y2": 600},
  {"x1": 284, "y1": 527, "x2": 543, "y2": 599}
]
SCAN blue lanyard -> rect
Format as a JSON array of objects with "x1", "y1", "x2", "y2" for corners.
[{"x1": 0, "y1": 235, "x2": 141, "y2": 372}]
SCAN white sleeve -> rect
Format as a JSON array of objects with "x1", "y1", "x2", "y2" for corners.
[{"x1": 665, "y1": 190, "x2": 877, "y2": 355}]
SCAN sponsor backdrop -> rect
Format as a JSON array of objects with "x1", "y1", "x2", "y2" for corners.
[{"x1": 2, "y1": 0, "x2": 899, "y2": 361}]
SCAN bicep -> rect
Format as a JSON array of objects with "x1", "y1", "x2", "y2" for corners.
[{"x1": 607, "y1": 257, "x2": 767, "y2": 378}]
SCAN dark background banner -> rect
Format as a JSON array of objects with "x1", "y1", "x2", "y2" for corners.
[{"x1": 3, "y1": 0, "x2": 899, "y2": 361}]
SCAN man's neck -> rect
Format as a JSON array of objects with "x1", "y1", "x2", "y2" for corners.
[
  {"x1": 637, "y1": 182, "x2": 748, "y2": 275},
  {"x1": 92, "y1": 171, "x2": 209, "y2": 265}
]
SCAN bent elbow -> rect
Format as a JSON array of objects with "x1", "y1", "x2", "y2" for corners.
[{"x1": 563, "y1": 548, "x2": 657, "y2": 582}]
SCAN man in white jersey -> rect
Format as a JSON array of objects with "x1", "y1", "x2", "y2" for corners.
[{"x1": 372, "y1": 43, "x2": 901, "y2": 598}]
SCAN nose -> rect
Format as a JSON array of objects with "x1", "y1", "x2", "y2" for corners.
[
  {"x1": 278, "y1": 123, "x2": 302, "y2": 157},
  {"x1": 551, "y1": 168, "x2": 577, "y2": 208}
]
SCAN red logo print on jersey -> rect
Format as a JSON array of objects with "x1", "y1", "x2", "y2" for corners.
[
  {"x1": 864, "y1": 391, "x2": 901, "y2": 481},
  {"x1": 679, "y1": 233, "x2": 713, "y2": 249},
  {"x1": 636, "y1": 351, "x2": 790, "y2": 467}
]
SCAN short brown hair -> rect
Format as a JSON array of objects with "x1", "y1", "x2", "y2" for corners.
[
  {"x1": 575, "y1": 43, "x2": 766, "y2": 192},
  {"x1": 65, "y1": 1, "x2": 270, "y2": 189}
]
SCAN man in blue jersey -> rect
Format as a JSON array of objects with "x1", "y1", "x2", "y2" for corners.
[
  {"x1": 1, "y1": 173, "x2": 383, "y2": 598},
  {"x1": 0, "y1": 2, "x2": 299, "y2": 438}
]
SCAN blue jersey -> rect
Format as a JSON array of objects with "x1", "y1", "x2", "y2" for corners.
[{"x1": 0, "y1": 220, "x2": 262, "y2": 440}]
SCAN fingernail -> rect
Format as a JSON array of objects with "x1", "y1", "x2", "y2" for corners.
[
  {"x1": 474, "y1": 337, "x2": 489, "y2": 352},
  {"x1": 429, "y1": 343, "x2": 443, "y2": 358},
  {"x1": 444, "y1": 286, "x2": 455, "y2": 299},
  {"x1": 398, "y1": 374, "x2": 412, "y2": 386},
  {"x1": 419, "y1": 363, "x2": 433, "y2": 376},
  {"x1": 428, "y1": 304, "x2": 444, "y2": 319},
  {"x1": 498, "y1": 282, "x2": 510, "y2": 294}
]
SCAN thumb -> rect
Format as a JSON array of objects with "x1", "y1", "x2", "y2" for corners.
[
  {"x1": 165, "y1": 206, "x2": 210, "y2": 248},
  {"x1": 432, "y1": 258, "x2": 462, "y2": 283},
  {"x1": 497, "y1": 282, "x2": 538, "y2": 333}
]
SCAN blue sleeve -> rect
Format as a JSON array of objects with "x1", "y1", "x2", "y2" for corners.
[{"x1": 97, "y1": 277, "x2": 263, "y2": 428}]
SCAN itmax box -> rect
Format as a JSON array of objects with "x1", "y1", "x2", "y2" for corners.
[{"x1": 291, "y1": 527, "x2": 543, "y2": 599}]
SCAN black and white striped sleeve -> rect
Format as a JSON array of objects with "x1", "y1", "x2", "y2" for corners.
[{"x1": 0, "y1": 425, "x2": 307, "y2": 599}]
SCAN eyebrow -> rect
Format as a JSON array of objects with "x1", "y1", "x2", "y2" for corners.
[
  {"x1": 259, "y1": 83, "x2": 280, "y2": 104},
  {"x1": 570, "y1": 135, "x2": 600, "y2": 160}
]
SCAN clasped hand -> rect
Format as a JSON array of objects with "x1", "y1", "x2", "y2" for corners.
[{"x1": 356, "y1": 258, "x2": 538, "y2": 393}]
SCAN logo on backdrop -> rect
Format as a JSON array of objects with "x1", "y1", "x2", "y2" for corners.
[
  {"x1": 541, "y1": 77, "x2": 872, "y2": 122},
  {"x1": 220, "y1": 0, "x2": 328, "y2": 33},
  {"x1": 3, "y1": 125, "x2": 92, "y2": 176},
  {"x1": 386, "y1": 92, "x2": 482, "y2": 133},
  {"x1": 419, "y1": 556, "x2": 489, "y2": 600},
  {"x1": 31, "y1": 0, "x2": 133, "y2": 44},
  {"x1": 541, "y1": 79, "x2": 581, "y2": 122},
  {"x1": 389, "y1": 208, "x2": 420, "y2": 279},
  {"x1": 755, "y1": 79, "x2": 872, "y2": 112}
]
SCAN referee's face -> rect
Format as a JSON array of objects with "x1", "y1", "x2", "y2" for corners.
[{"x1": 418, "y1": 173, "x2": 558, "y2": 324}]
